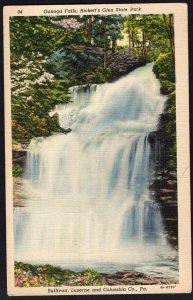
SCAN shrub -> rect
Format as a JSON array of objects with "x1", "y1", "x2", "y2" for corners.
[
  {"x1": 160, "y1": 80, "x2": 175, "y2": 95},
  {"x1": 95, "y1": 66, "x2": 112, "y2": 83},
  {"x1": 12, "y1": 164, "x2": 23, "y2": 177},
  {"x1": 153, "y1": 53, "x2": 175, "y2": 83}
]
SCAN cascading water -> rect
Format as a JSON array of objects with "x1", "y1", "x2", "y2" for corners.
[{"x1": 14, "y1": 63, "x2": 178, "y2": 277}]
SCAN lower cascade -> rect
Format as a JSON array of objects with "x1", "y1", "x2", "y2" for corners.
[{"x1": 14, "y1": 63, "x2": 178, "y2": 277}]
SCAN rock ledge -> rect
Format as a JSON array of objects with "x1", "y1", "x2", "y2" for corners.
[{"x1": 102, "y1": 270, "x2": 178, "y2": 285}]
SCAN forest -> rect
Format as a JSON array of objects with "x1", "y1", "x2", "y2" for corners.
[{"x1": 10, "y1": 14, "x2": 176, "y2": 170}]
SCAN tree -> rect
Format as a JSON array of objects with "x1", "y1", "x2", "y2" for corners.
[
  {"x1": 123, "y1": 14, "x2": 174, "y2": 62},
  {"x1": 10, "y1": 16, "x2": 87, "y2": 60},
  {"x1": 11, "y1": 51, "x2": 70, "y2": 141},
  {"x1": 91, "y1": 15, "x2": 124, "y2": 67},
  {"x1": 162, "y1": 14, "x2": 175, "y2": 66}
]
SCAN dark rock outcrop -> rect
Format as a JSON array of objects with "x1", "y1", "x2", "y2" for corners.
[
  {"x1": 62, "y1": 128, "x2": 72, "y2": 134},
  {"x1": 149, "y1": 96, "x2": 178, "y2": 247},
  {"x1": 149, "y1": 170, "x2": 178, "y2": 247},
  {"x1": 67, "y1": 45, "x2": 105, "y2": 57},
  {"x1": 72, "y1": 47, "x2": 145, "y2": 82},
  {"x1": 12, "y1": 144, "x2": 28, "y2": 168},
  {"x1": 102, "y1": 270, "x2": 178, "y2": 285},
  {"x1": 107, "y1": 50, "x2": 145, "y2": 79}
]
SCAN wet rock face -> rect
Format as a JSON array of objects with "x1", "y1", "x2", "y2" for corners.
[
  {"x1": 13, "y1": 177, "x2": 25, "y2": 207},
  {"x1": 149, "y1": 170, "x2": 178, "y2": 247},
  {"x1": 12, "y1": 144, "x2": 27, "y2": 207},
  {"x1": 12, "y1": 150, "x2": 27, "y2": 167},
  {"x1": 149, "y1": 102, "x2": 178, "y2": 247},
  {"x1": 102, "y1": 270, "x2": 178, "y2": 285}
]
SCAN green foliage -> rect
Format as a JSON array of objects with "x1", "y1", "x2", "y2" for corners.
[
  {"x1": 160, "y1": 80, "x2": 175, "y2": 95},
  {"x1": 15, "y1": 261, "x2": 102, "y2": 287},
  {"x1": 152, "y1": 51, "x2": 176, "y2": 172},
  {"x1": 12, "y1": 120, "x2": 33, "y2": 141},
  {"x1": 10, "y1": 16, "x2": 86, "y2": 59},
  {"x1": 12, "y1": 138, "x2": 20, "y2": 145},
  {"x1": 10, "y1": 16, "x2": 92, "y2": 142},
  {"x1": 164, "y1": 97, "x2": 177, "y2": 171},
  {"x1": 167, "y1": 143, "x2": 177, "y2": 170},
  {"x1": 92, "y1": 15, "x2": 124, "y2": 50},
  {"x1": 12, "y1": 164, "x2": 23, "y2": 177},
  {"x1": 11, "y1": 52, "x2": 69, "y2": 142},
  {"x1": 161, "y1": 94, "x2": 177, "y2": 171},
  {"x1": 47, "y1": 49, "x2": 101, "y2": 82},
  {"x1": 153, "y1": 53, "x2": 175, "y2": 82},
  {"x1": 123, "y1": 14, "x2": 173, "y2": 62},
  {"x1": 95, "y1": 66, "x2": 112, "y2": 83}
]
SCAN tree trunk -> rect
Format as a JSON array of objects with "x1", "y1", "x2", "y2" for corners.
[
  {"x1": 103, "y1": 17, "x2": 107, "y2": 69},
  {"x1": 87, "y1": 17, "x2": 92, "y2": 45},
  {"x1": 163, "y1": 14, "x2": 175, "y2": 66},
  {"x1": 112, "y1": 38, "x2": 117, "y2": 53},
  {"x1": 142, "y1": 30, "x2": 146, "y2": 58},
  {"x1": 128, "y1": 28, "x2": 132, "y2": 51},
  {"x1": 132, "y1": 30, "x2": 135, "y2": 49},
  {"x1": 169, "y1": 14, "x2": 175, "y2": 59}
]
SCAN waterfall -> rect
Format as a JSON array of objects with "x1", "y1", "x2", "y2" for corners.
[{"x1": 14, "y1": 63, "x2": 178, "y2": 277}]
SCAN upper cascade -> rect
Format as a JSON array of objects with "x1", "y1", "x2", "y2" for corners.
[{"x1": 50, "y1": 63, "x2": 166, "y2": 136}]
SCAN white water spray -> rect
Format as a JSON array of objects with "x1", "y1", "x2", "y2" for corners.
[{"x1": 14, "y1": 64, "x2": 177, "y2": 277}]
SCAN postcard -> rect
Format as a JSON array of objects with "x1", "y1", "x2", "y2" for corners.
[{"x1": 4, "y1": 3, "x2": 191, "y2": 296}]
